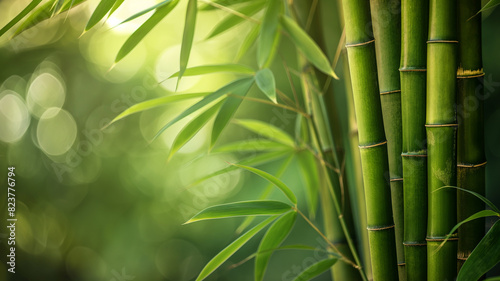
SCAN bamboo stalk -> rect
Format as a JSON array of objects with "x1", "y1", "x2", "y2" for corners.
[
  {"x1": 457, "y1": 0, "x2": 486, "y2": 271},
  {"x1": 369, "y1": 1, "x2": 405, "y2": 279},
  {"x1": 400, "y1": 0, "x2": 428, "y2": 280},
  {"x1": 426, "y1": 0, "x2": 458, "y2": 280},
  {"x1": 341, "y1": 0, "x2": 398, "y2": 279}
]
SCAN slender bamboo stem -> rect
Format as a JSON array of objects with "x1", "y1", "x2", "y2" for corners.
[
  {"x1": 341, "y1": 0, "x2": 398, "y2": 279},
  {"x1": 400, "y1": 0, "x2": 428, "y2": 280},
  {"x1": 426, "y1": 0, "x2": 458, "y2": 280},
  {"x1": 457, "y1": 0, "x2": 486, "y2": 271},
  {"x1": 369, "y1": 1, "x2": 405, "y2": 279}
]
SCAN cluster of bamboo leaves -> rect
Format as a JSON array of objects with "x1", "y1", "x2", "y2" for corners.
[{"x1": 1, "y1": 0, "x2": 500, "y2": 281}]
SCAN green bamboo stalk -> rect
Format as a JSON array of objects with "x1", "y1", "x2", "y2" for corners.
[
  {"x1": 400, "y1": 0, "x2": 428, "y2": 280},
  {"x1": 457, "y1": 0, "x2": 486, "y2": 271},
  {"x1": 341, "y1": 0, "x2": 398, "y2": 279},
  {"x1": 426, "y1": 0, "x2": 458, "y2": 280},
  {"x1": 369, "y1": 1, "x2": 405, "y2": 279}
]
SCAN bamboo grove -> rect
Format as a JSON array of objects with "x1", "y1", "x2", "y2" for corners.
[{"x1": 0, "y1": 0, "x2": 496, "y2": 280}]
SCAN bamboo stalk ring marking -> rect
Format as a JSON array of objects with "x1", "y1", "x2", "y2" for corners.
[
  {"x1": 403, "y1": 242, "x2": 427, "y2": 246},
  {"x1": 425, "y1": 123, "x2": 459, "y2": 128},
  {"x1": 401, "y1": 153, "x2": 427, "y2": 157},
  {"x1": 457, "y1": 161, "x2": 487, "y2": 168},
  {"x1": 380, "y1": 89, "x2": 401, "y2": 95},
  {"x1": 457, "y1": 73, "x2": 485, "y2": 79},
  {"x1": 359, "y1": 140, "x2": 387, "y2": 149},
  {"x1": 398, "y1": 263, "x2": 406, "y2": 266},
  {"x1": 367, "y1": 224, "x2": 395, "y2": 231},
  {"x1": 426, "y1": 237, "x2": 459, "y2": 242},
  {"x1": 390, "y1": 178, "x2": 403, "y2": 182},
  {"x1": 426, "y1": 39, "x2": 459, "y2": 44},
  {"x1": 345, "y1": 39, "x2": 375, "y2": 48},
  {"x1": 399, "y1": 67, "x2": 426, "y2": 72}
]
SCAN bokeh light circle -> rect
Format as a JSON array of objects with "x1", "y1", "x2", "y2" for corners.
[
  {"x1": 0, "y1": 90, "x2": 30, "y2": 143},
  {"x1": 37, "y1": 108, "x2": 77, "y2": 156},
  {"x1": 27, "y1": 72, "x2": 66, "y2": 118}
]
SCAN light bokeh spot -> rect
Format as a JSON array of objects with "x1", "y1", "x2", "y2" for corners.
[
  {"x1": 37, "y1": 108, "x2": 77, "y2": 156},
  {"x1": 27, "y1": 72, "x2": 66, "y2": 118},
  {"x1": 0, "y1": 90, "x2": 30, "y2": 143}
]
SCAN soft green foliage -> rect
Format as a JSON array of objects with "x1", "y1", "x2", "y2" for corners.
[
  {"x1": 111, "y1": 0, "x2": 173, "y2": 27},
  {"x1": 0, "y1": 0, "x2": 43, "y2": 37},
  {"x1": 195, "y1": 216, "x2": 277, "y2": 281},
  {"x1": 206, "y1": 0, "x2": 264, "y2": 39},
  {"x1": 292, "y1": 258, "x2": 338, "y2": 281},
  {"x1": 232, "y1": 163, "x2": 297, "y2": 205},
  {"x1": 167, "y1": 64, "x2": 255, "y2": 79},
  {"x1": 255, "y1": 211, "x2": 296, "y2": 281},
  {"x1": 178, "y1": 0, "x2": 198, "y2": 87},
  {"x1": 85, "y1": 0, "x2": 116, "y2": 31},
  {"x1": 255, "y1": 68, "x2": 277, "y2": 103},
  {"x1": 115, "y1": 0, "x2": 179, "y2": 62},
  {"x1": 186, "y1": 200, "x2": 292, "y2": 224},
  {"x1": 234, "y1": 119, "x2": 295, "y2": 147},
  {"x1": 257, "y1": 0, "x2": 281, "y2": 68},
  {"x1": 479, "y1": 0, "x2": 500, "y2": 13},
  {"x1": 458, "y1": 220, "x2": 500, "y2": 281},
  {"x1": 297, "y1": 150, "x2": 319, "y2": 218}
]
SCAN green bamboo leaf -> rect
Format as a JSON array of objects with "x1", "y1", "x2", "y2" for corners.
[
  {"x1": 211, "y1": 78, "x2": 254, "y2": 147},
  {"x1": 154, "y1": 77, "x2": 253, "y2": 140},
  {"x1": 439, "y1": 210, "x2": 500, "y2": 250},
  {"x1": 279, "y1": 15, "x2": 338, "y2": 79},
  {"x1": 213, "y1": 139, "x2": 287, "y2": 153},
  {"x1": 0, "y1": 0, "x2": 43, "y2": 37},
  {"x1": 107, "y1": 92, "x2": 209, "y2": 126},
  {"x1": 485, "y1": 277, "x2": 500, "y2": 281},
  {"x1": 189, "y1": 149, "x2": 292, "y2": 187},
  {"x1": 255, "y1": 211, "x2": 296, "y2": 281},
  {"x1": 478, "y1": 0, "x2": 500, "y2": 13},
  {"x1": 185, "y1": 200, "x2": 291, "y2": 224},
  {"x1": 199, "y1": 0, "x2": 253, "y2": 11},
  {"x1": 297, "y1": 150, "x2": 319, "y2": 219},
  {"x1": 294, "y1": 114, "x2": 309, "y2": 144},
  {"x1": 178, "y1": 0, "x2": 198, "y2": 88},
  {"x1": 167, "y1": 64, "x2": 255, "y2": 80},
  {"x1": 457, "y1": 220, "x2": 500, "y2": 281},
  {"x1": 12, "y1": 0, "x2": 85, "y2": 36},
  {"x1": 108, "y1": 0, "x2": 125, "y2": 17},
  {"x1": 195, "y1": 216, "x2": 276, "y2": 281},
  {"x1": 85, "y1": 0, "x2": 117, "y2": 32},
  {"x1": 261, "y1": 30, "x2": 281, "y2": 68},
  {"x1": 436, "y1": 186, "x2": 500, "y2": 213},
  {"x1": 206, "y1": 0, "x2": 264, "y2": 39},
  {"x1": 257, "y1": 0, "x2": 281, "y2": 68},
  {"x1": 232, "y1": 163, "x2": 297, "y2": 205},
  {"x1": 235, "y1": 155, "x2": 293, "y2": 234},
  {"x1": 115, "y1": 0, "x2": 179, "y2": 63},
  {"x1": 236, "y1": 23, "x2": 260, "y2": 61},
  {"x1": 255, "y1": 69, "x2": 277, "y2": 103},
  {"x1": 111, "y1": 0, "x2": 172, "y2": 28},
  {"x1": 292, "y1": 258, "x2": 338, "y2": 281},
  {"x1": 234, "y1": 119, "x2": 295, "y2": 147},
  {"x1": 169, "y1": 100, "x2": 223, "y2": 159}
]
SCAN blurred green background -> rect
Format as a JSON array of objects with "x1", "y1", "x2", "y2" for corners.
[{"x1": 0, "y1": 0, "x2": 499, "y2": 280}]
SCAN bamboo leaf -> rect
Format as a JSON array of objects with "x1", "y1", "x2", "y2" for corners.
[
  {"x1": 211, "y1": 78, "x2": 254, "y2": 147},
  {"x1": 13, "y1": 0, "x2": 85, "y2": 36},
  {"x1": 112, "y1": 0, "x2": 172, "y2": 28},
  {"x1": 255, "y1": 69, "x2": 277, "y2": 103},
  {"x1": 439, "y1": 210, "x2": 500, "y2": 250},
  {"x1": 185, "y1": 200, "x2": 291, "y2": 224},
  {"x1": 294, "y1": 114, "x2": 309, "y2": 144},
  {"x1": 169, "y1": 100, "x2": 223, "y2": 159},
  {"x1": 257, "y1": 0, "x2": 281, "y2": 68},
  {"x1": 478, "y1": 0, "x2": 500, "y2": 13},
  {"x1": 485, "y1": 277, "x2": 500, "y2": 281},
  {"x1": 206, "y1": 0, "x2": 264, "y2": 39},
  {"x1": 279, "y1": 15, "x2": 338, "y2": 79},
  {"x1": 167, "y1": 64, "x2": 255, "y2": 79},
  {"x1": 213, "y1": 139, "x2": 287, "y2": 153},
  {"x1": 107, "y1": 92, "x2": 210, "y2": 126},
  {"x1": 178, "y1": 0, "x2": 198, "y2": 88},
  {"x1": 199, "y1": 0, "x2": 253, "y2": 11},
  {"x1": 195, "y1": 216, "x2": 276, "y2": 281},
  {"x1": 85, "y1": 0, "x2": 117, "y2": 32},
  {"x1": 236, "y1": 23, "x2": 260, "y2": 61},
  {"x1": 0, "y1": 0, "x2": 43, "y2": 37},
  {"x1": 108, "y1": 0, "x2": 125, "y2": 17},
  {"x1": 115, "y1": 0, "x2": 179, "y2": 63},
  {"x1": 232, "y1": 163, "x2": 297, "y2": 205},
  {"x1": 154, "y1": 77, "x2": 254, "y2": 139},
  {"x1": 457, "y1": 220, "x2": 500, "y2": 281},
  {"x1": 297, "y1": 150, "x2": 319, "y2": 219},
  {"x1": 234, "y1": 119, "x2": 295, "y2": 147},
  {"x1": 292, "y1": 258, "x2": 338, "y2": 281},
  {"x1": 436, "y1": 186, "x2": 500, "y2": 213},
  {"x1": 235, "y1": 155, "x2": 293, "y2": 234},
  {"x1": 255, "y1": 211, "x2": 296, "y2": 281}
]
